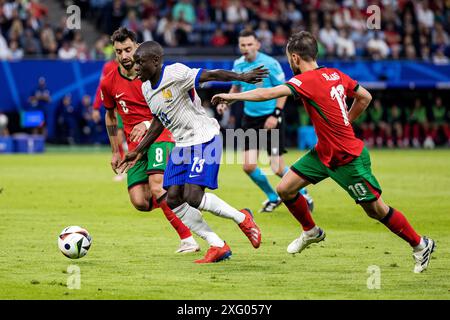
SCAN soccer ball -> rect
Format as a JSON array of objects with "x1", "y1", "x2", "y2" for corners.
[{"x1": 58, "y1": 226, "x2": 92, "y2": 259}]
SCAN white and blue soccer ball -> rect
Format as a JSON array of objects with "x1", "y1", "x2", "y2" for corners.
[{"x1": 58, "y1": 226, "x2": 92, "y2": 259}]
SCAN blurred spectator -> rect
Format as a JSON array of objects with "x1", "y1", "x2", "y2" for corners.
[
  {"x1": 156, "y1": 14, "x2": 178, "y2": 47},
  {"x1": 106, "y1": 0, "x2": 126, "y2": 35},
  {"x1": 319, "y1": 21, "x2": 338, "y2": 58},
  {"x1": 58, "y1": 94, "x2": 80, "y2": 145},
  {"x1": 141, "y1": 0, "x2": 159, "y2": 20},
  {"x1": 8, "y1": 40, "x2": 24, "y2": 60},
  {"x1": 273, "y1": 26, "x2": 287, "y2": 55},
  {"x1": 210, "y1": 28, "x2": 228, "y2": 47},
  {"x1": 73, "y1": 32, "x2": 90, "y2": 60},
  {"x1": 226, "y1": 0, "x2": 248, "y2": 25},
  {"x1": 27, "y1": 77, "x2": 51, "y2": 135},
  {"x1": 91, "y1": 37, "x2": 108, "y2": 60},
  {"x1": 1, "y1": 0, "x2": 448, "y2": 61},
  {"x1": 416, "y1": 0, "x2": 434, "y2": 29},
  {"x1": 255, "y1": 20, "x2": 273, "y2": 54},
  {"x1": 79, "y1": 94, "x2": 102, "y2": 144},
  {"x1": 21, "y1": 29, "x2": 42, "y2": 57},
  {"x1": 384, "y1": 22, "x2": 402, "y2": 59},
  {"x1": 385, "y1": 104, "x2": 405, "y2": 148},
  {"x1": 29, "y1": 77, "x2": 52, "y2": 111},
  {"x1": 0, "y1": 112, "x2": 9, "y2": 136},
  {"x1": 121, "y1": 10, "x2": 141, "y2": 34},
  {"x1": 368, "y1": 99, "x2": 388, "y2": 148},
  {"x1": 196, "y1": 0, "x2": 210, "y2": 25},
  {"x1": 210, "y1": 0, "x2": 225, "y2": 24},
  {"x1": 404, "y1": 98, "x2": 429, "y2": 148},
  {"x1": 367, "y1": 32, "x2": 389, "y2": 60},
  {"x1": 40, "y1": 23, "x2": 58, "y2": 58},
  {"x1": 172, "y1": 0, "x2": 196, "y2": 25},
  {"x1": 429, "y1": 96, "x2": 450, "y2": 146},
  {"x1": 286, "y1": 2, "x2": 303, "y2": 24},
  {"x1": 58, "y1": 41, "x2": 77, "y2": 60},
  {"x1": 336, "y1": 29, "x2": 355, "y2": 59},
  {"x1": 138, "y1": 17, "x2": 157, "y2": 42},
  {"x1": 0, "y1": 33, "x2": 10, "y2": 59},
  {"x1": 257, "y1": 0, "x2": 277, "y2": 22},
  {"x1": 432, "y1": 48, "x2": 449, "y2": 64}
]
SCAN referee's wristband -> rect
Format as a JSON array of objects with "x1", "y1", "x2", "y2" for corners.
[{"x1": 273, "y1": 108, "x2": 283, "y2": 124}]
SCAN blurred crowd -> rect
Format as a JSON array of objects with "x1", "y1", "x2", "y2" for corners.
[
  {"x1": 2, "y1": 76, "x2": 449, "y2": 149},
  {"x1": 0, "y1": 0, "x2": 93, "y2": 60},
  {"x1": 15, "y1": 76, "x2": 107, "y2": 144},
  {"x1": 0, "y1": 0, "x2": 449, "y2": 61},
  {"x1": 351, "y1": 97, "x2": 450, "y2": 148},
  {"x1": 292, "y1": 94, "x2": 450, "y2": 148},
  {"x1": 84, "y1": 0, "x2": 448, "y2": 61}
]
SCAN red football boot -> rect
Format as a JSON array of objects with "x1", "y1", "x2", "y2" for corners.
[
  {"x1": 194, "y1": 243, "x2": 232, "y2": 264},
  {"x1": 238, "y1": 208, "x2": 261, "y2": 248}
]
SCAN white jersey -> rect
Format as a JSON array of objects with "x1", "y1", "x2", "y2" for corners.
[{"x1": 141, "y1": 63, "x2": 220, "y2": 147}]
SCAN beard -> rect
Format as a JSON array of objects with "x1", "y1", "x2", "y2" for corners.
[
  {"x1": 121, "y1": 60, "x2": 134, "y2": 70},
  {"x1": 291, "y1": 65, "x2": 301, "y2": 75}
]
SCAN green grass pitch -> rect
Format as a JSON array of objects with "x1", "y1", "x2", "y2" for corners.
[{"x1": 0, "y1": 148, "x2": 449, "y2": 300}]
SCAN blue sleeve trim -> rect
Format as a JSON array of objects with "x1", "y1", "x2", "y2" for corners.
[{"x1": 195, "y1": 68, "x2": 203, "y2": 88}]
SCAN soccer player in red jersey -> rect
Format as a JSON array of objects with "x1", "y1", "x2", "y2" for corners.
[
  {"x1": 93, "y1": 59, "x2": 118, "y2": 122},
  {"x1": 100, "y1": 28, "x2": 200, "y2": 253},
  {"x1": 93, "y1": 59, "x2": 128, "y2": 181},
  {"x1": 212, "y1": 31, "x2": 435, "y2": 273}
]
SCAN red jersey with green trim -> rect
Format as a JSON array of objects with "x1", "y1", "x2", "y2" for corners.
[
  {"x1": 285, "y1": 67, "x2": 364, "y2": 168},
  {"x1": 93, "y1": 60, "x2": 118, "y2": 110},
  {"x1": 100, "y1": 66, "x2": 174, "y2": 151}
]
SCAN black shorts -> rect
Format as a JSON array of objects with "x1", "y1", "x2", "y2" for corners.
[{"x1": 241, "y1": 113, "x2": 287, "y2": 156}]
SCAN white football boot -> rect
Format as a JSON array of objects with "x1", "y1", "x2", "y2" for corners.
[
  {"x1": 175, "y1": 238, "x2": 201, "y2": 254},
  {"x1": 287, "y1": 228, "x2": 326, "y2": 254},
  {"x1": 413, "y1": 237, "x2": 435, "y2": 273}
]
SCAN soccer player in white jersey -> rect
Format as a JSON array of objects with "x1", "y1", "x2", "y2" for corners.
[{"x1": 118, "y1": 41, "x2": 267, "y2": 263}]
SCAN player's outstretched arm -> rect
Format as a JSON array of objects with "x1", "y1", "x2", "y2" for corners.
[
  {"x1": 200, "y1": 66, "x2": 268, "y2": 84},
  {"x1": 348, "y1": 85, "x2": 372, "y2": 123},
  {"x1": 217, "y1": 85, "x2": 240, "y2": 115},
  {"x1": 211, "y1": 85, "x2": 291, "y2": 105},
  {"x1": 117, "y1": 117, "x2": 164, "y2": 174}
]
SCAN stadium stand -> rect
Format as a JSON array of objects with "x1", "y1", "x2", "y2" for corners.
[{"x1": 0, "y1": 0, "x2": 449, "y2": 151}]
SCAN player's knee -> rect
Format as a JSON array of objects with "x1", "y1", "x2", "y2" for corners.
[
  {"x1": 166, "y1": 195, "x2": 183, "y2": 210},
  {"x1": 131, "y1": 199, "x2": 151, "y2": 212},
  {"x1": 183, "y1": 190, "x2": 203, "y2": 209},
  {"x1": 363, "y1": 205, "x2": 385, "y2": 220},
  {"x1": 166, "y1": 190, "x2": 183, "y2": 209},
  {"x1": 276, "y1": 183, "x2": 293, "y2": 201},
  {"x1": 243, "y1": 163, "x2": 257, "y2": 174}
]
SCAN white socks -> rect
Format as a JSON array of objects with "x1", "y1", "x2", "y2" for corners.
[
  {"x1": 304, "y1": 226, "x2": 320, "y2": 237},
  {"x1": 198, "y1": 193, "x2": 245, "y2": 224},
  {"x1": 172, "y1": 203, "x2": 224, "y2": 247},
  {"x1": 413, "y1": 237, "x2": 426, "y2": 252}
]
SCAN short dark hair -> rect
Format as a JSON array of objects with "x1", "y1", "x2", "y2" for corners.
[
  {"x1": 238, "y1": 29, "x2": 258, "y2": 40},
  {"x1": 286, "y1": 31, "x2": 318, "y2": 62},
  {"x1": 111, "y1": 27, "x2": 137, "y2": 44}
]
